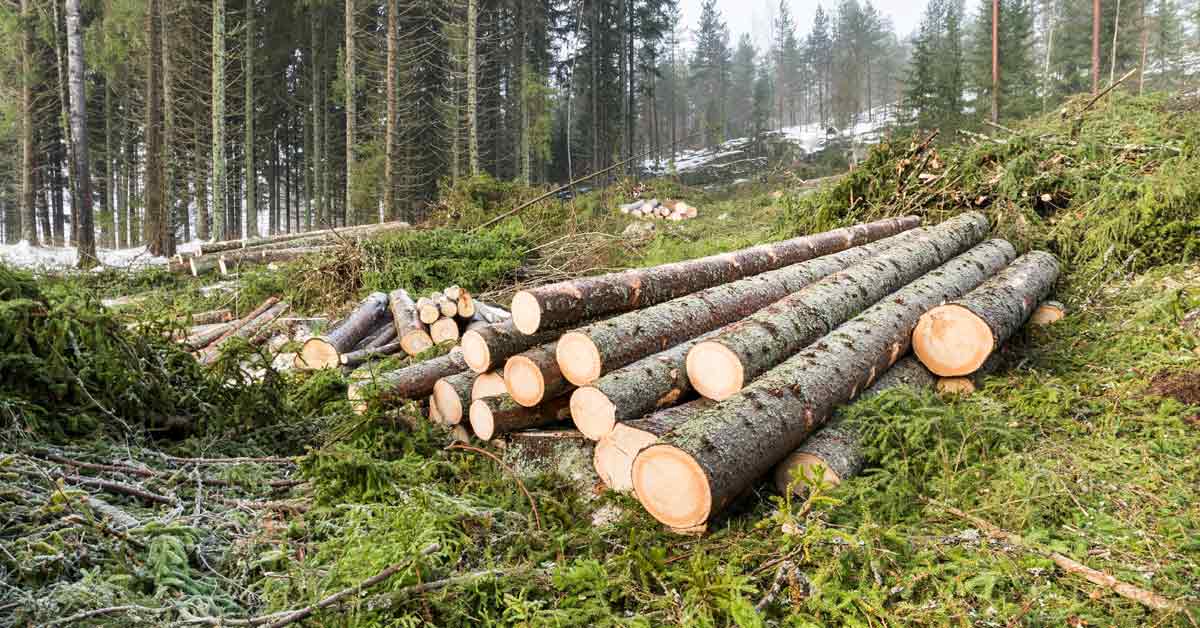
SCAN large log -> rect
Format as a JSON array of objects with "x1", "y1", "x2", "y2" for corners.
[
  {"x1": 297, "y1": 292, "x2": 391, "y2": 369},
  {"x1": 685, "y1": 212, "x2": 991, "y2": 400},
  {"x1": 469, "y1": 393, "x2": 572, "y2": 440},
  {"x1": 218, "y1": 246, "x2": 336, "y2": 275},
  {"x1": 340, "y1": 340, "x2": 405, "y2": 368},
  {"x1": 556, "y1": 227, "x2": 927, "y2": 387},
  {"x1": 432, "y1": 371, "x2": 478, "y2": 425},
  {"x1": 504, "y1": 342, "x2": 573, "y2": 407},
  {"x1": 350, "y1": 351, "x2": 470, "y2": 414},
  {"x1": 460, "y1": 321, "x2": 562, "y2": 374},
  {"x1": 629, "y1": 239, "x2": 1018, "y2": 530},
  {"x1": 195, "y1": 219, "x2": 410, "y2": 256},
  {"x1": 593, "y1": 399, "x2": 712, "y2": 492},
  {"x1": 912, "y1": 251, "x2": 1060, "y2": 377},
  {"x1": 510, "y1": 216, "x2": 922, "y2": 334},
  {"x1": 389, "y1": 289, "x2": 434, "y2": 356}
]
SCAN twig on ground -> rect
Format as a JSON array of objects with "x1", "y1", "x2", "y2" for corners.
[
  {"x1": 754, "y1": 560, "x2": 797, "y2": 612},
  {"x1": 36, "y1": 452, "x2": 301, "y2": 489},
  {"x1": 45, "y1": 605, "x2": 167, "y2": 626},
  {"x1": 367, "y1": 567, "x2": 534, "y2": 612},
  {"x1": 447, "y1": 443, "x2": 542, "y2": 532}
]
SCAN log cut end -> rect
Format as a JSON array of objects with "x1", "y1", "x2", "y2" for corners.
[
  {"x1": 431, "y1": 318, "x2": 461, "y2": 344},
  {"x1": 428, "y1": 395, "x2": 444, "y2": 423},
  {"x1": 298, "y1": 337, "x2": 341, "y2": 370},
  {"x1": 469, "y1": 398, "x2": 498, "y2": 440},
  {"x1": 557, "y1": 332, "x2": 603, "y2": 386},
  {"x1": 912, "y1": 304, "x2": 995, "y2": 377},
  {"x1": 433, "y1": 378, "x2": 467, "y2": 425},
  {"x1": 571, "y1": 386, "x2": 618, "y2": 440},
  {"x1": 511, "y1": 291, "x2": 542, "y2": 335},
  {"x1": 936, "y1": 377, "x2": 976, "y2": 395},
  {"x1": 773, "y1": 451, "x2": 842, "y2": 497},
  {"x1": 400, "y1": 330, "x2": 435, "y2": 356},
  {"x1": 504, "y1": 354, "x2": 547, "y2": 407},
  {"x1": 631, "y1": 445, "x2": 712, "y2": 529},
  {"x1": 461, "y1": 329, "x2": 492, "y2": 373},
  {"x1": 686, "y1": 341, "x2": 745, "y2": 401},
  {"x1": 471, "y1": 371, "x2": 508, "y2": 401},
  {"x1": 594, "y1": 423, "x2": 658, "y2": 492},
  {"x1": 1030, "y1": 301, "x2": 1066, "y2": 326}
]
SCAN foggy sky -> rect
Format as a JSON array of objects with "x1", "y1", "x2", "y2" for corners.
[{"x1": 676, "y1": 0, "x2": 929, "y2": 52}]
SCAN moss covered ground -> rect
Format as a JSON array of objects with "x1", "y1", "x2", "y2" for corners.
[{"x1": 1, "y1": 95, "x2": 1199, "y2": 626}]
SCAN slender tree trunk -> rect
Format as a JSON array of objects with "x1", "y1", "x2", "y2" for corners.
[
  {"x1": 1111, "y1": 0, "x2": 1122, "y2": 84},
  {"x1": 211, "y1": 0, "x2": 227, "y2": 240},
  {"x1": 344, "y1": 0, "x2": 356, "y2": 224},
  {"x1": 51, "y1": 0, "x2": 73, "y2": 246},
  {"x1": 103, "y1": 78, "x2": 114, "y2": 248},
  {"x1": 384, "y1": 0, "x2": 398, "y2": 220},
  {"x1": 991, "y1": 0, "x2": 1000, "y2": 123},
  {"x1": 1042, "y1": 0, "x2": 1055, "y2": 112},
  {"x1": 467, "y1": 0, "x2": 479, "y2": 176},
  {"x1": 1092, "y1": 0, "x2": 1101, "y2": 95},
  {"x1": 244, "y1": 0, "x2": 257, "y2": 236},
  {"x1": 144, "y1": 0, "x2": 169, "y2": 255},
  {"x1": 162, "y1": 3, "x2": 181, "y2": 248},
  {"x1": 307, "y1": 10, "x2": 318, "y2": 231},
  {"x1": 1138, "y1": 0, "x2": 1147, "y2": 94},
  {"x1": 66, "y1": 0, "x2": 95, "y2": 266}
]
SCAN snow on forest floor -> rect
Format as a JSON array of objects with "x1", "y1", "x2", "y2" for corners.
[{"x1": 0, "y1": 239, "x2": 202, "y2": 272}]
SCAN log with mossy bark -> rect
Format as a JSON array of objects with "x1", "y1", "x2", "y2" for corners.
[
  {"x1": 389, "y1": 289, "x2": 434, "y2": 356},
  {"x1": 630, "y1": 239, "x2": 1018, "y2": 530},
  {"x1": 349, "y1": 351, "x2": 470, "y2": 414},
  {"x1": 297, "y1": 292, "x2": 391, "y2": 369},
  {"x1": 469, "y1": 393, "x2": 572, "y2": 440},
  {"x1": 556, "y1": 227, "x2": 929, "y2": 388},
  {"x1": 913, "y1": 251, "x2": 1060, "y2": 377},
  {"x1": 685, "y1": 212, "x2": 991, "y2": 401},
  {"x1": 504, "y1": 342, "x2": 574, "y2": 407},
  {"x1": 594, "y1": 399, "x2": 713, "y2": 492},
  {"x1": 460, "y1": 321, "x2": 563, "y2": 374},
  {"x1": 433, "y1": 371, "x2": 478, "y2": 425},
  {"x1": 509, "y1": 216, "x2": 922, "y2": 335}
]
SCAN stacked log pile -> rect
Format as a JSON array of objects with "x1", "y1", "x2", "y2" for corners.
[
  {"x1": 343, "y1": 212, "x2": 1064, "y2": 533},
  {"x1": 619, "y1": 199, "x2": 699, "y2": 222}
]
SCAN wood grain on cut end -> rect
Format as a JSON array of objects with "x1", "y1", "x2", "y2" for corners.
[
  {"x1": 298, "y1": 338, "x2": 340, "y2": 370},
  {"x1": 594, "y1": 423, "x2": 658, "y2": 492},
  {"x1": 468, "y1": 398, "x2": 497, "y2": 440},
  {"x1": 400, "y1": 330, "x2": 434, "y2": 356},
  {"x1": 773, "y1": 452, "x2": 842, "y2": 497},
  {"x1": 631, "y1": 444, "x2": 712, "y2": 529},
  {"x1": 431, "y1": 318, "x2": 460, "y2": 344},
  {"x1": 1031, "y1": 301, "x2": 1066, "y2": 326},
  {"x1": 461, "y1": 329, "x2": 492, "y2": 373},
  {"x1": 511, "y1": 291, "x2": 541, "y2": 335},
  {"x1": 937, "y1": 377, "x2": 977, "y2": 394},
  {"x1": 686, "y1": 341, "x2": 745, "y2": 401},
  {"x1": 913, "y1": 304, "x2": 995, "y2": 376},
  {"x1": 433, "y1": 377, "x2": 469, "y2": 425},
  {"x1": 428, "y1": 395, "x2": 443, "y2": 423},
  {"x1": 571, "y1": 386, "x2": 618, "y2": 440},
  {"x1": 557, "y1": 332, "x2": 603, "y2": 386},
  {"x1": 504, "y1": 354, "x2": 546, "y2": 407},
  {"x1": 471, "y1": 371, "x2": 507, "y2": 400}
]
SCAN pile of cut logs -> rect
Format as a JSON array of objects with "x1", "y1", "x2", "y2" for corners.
[
  {"x1": 349, "y1": 213, "x2": 1066, "y2": 533},
  {"x1": 179, "y1": 298, "x2": 293, "y2": 364},
  {"x1": 619, "y1": 199, "x2": 698, "y2": 221},
  {"x1": 171, "y1": 220, "x2": 410, "y2": 277}
]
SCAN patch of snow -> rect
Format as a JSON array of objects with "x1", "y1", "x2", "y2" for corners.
[{"x1": 0, "y1": 240, "x2": 170, "y2": 272}]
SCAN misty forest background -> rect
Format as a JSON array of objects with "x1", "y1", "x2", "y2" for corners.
[{"x1": 0, "y1": 0, "x2": 1197, "y2": 266}]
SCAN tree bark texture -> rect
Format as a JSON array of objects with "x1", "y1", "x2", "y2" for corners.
[
  {"x1": 344, "y1": 0, "x2": 356, "y2": 224},
  {"x1": 66, "y1": 0, "x2": 95, "y2": 267},
  {"x1": 470, "y1": 394, "x2": 572, "y2": 441},
  {"x1": 461, "y1": 321, "x2": 564, "y2": 374},
  {"x1": 197, "y1": 220, "x2": 408, "y2": 256},
  {"x1": 298, "y1": 292, "x2": 390, "y2": 368},
  {"x1": 244, "y1": 0, "x2": 257, "y2": 237},
  {"x1": 686, "y1": 212, "x2": 990, "y2": 400},
  {"x1": 211, "y1": 0, "x2": 227, "y2": 240},
  {"x1": 510, "y1": 216, "x2": 922, "y2": 335},
  {"x1": 144, "y1": 0, "x2": 168, "y2": 254},
  {"x1": 389, "y1": 288, "x2": 433, "y2": 356},
  {"x1": 467, "y1": 0, "x2": 479, "y2": 176},
  {"x1": 632, "y1": 239, "x2": 1018, "y2": 529},
  {"x1": 384, "y1": 0, "x2": 398, "y2": 220},
  {"x1": 19, "y1": 0, "x2": 35, "y2": 243},
  {"x1": 358, "y1": 351, "x2": 470, "y2": 411}
]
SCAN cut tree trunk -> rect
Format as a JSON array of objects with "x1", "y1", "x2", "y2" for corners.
[
  {"x1": 436, "y1": 294, "x2": 458, "y2": 318},
  {"x1": 556, "y1": 227, "x2": 928, "y2": 387},
  {"x1": 198, "y1": 301, "x2": 290, "y2": 363},
  {"x1": 298, "y1": 292, "x2": 391, "y2": 369},
  {"x1": 188, "y1": 308, "x2": 233, "y2": 325},
  {"x1": 1030, "y1": 300, "x2": 1066, "y2": 326},
  {"x1": 184, "y1": 321, "x2": 237, "y2": 350},
  {"x1": 432, "y1": 371, "x2": 478, "y2": 425},
  {"x1": 510, "y1": 216, "x2": 922, "y2": 334},
  {"x1": 390, "y1": 289, "x2": 433, "y2": 356},
  {"x1": 218, "y1": 246, "x2": 335, "y2": 275},
  {"x1": 350, "y1": 351, "x2": 470, "y2": 414},
  {"x1": 417, "y1": 298, "x2": 441, "y2": 325},
  {"x1": 504, "y1": 342, "x2": 573, "y2": 408},
  {"x1": 471, "y1": 371, "x2": 507, "y2": 400},
  {"x1": 430, "y1": 318, "x2": 460, "y2": 344},
  {"x1": 686, "y1": 212, "x2": 991, "y2": 400},
  {"x1": 773, "y1": 419, "x2": 864, "y2": 497},
  {"x1": 456, "y1": 290, "x2": 476, "y2": 318},
  {"x1": 196, "y1": 220, "x2": 409, "y2": 256},
  {"x1": 630, "y1": 239, "x2": 1018, "y2": 530},
  {"x1": 594, "y1": 399, "x2": 712, "y2": 493},
  {"x1": 460, "y1": 321, "x2": 562, "y2": 374},
  {"x1": 195, "y1": 297, "x2": 280, "y2": 362},
  {"x1": 340, "y1": 340, "x2": 405, "y2": 368},
  {"x1": 913, "y1": 251, "x2": 1060, "y2": 377},
  {"x1": 469, "y1": 393, "x2": 572, "y2": 440}
]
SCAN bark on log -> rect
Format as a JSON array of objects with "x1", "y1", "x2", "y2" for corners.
[
  {"x1": 471, "y1": 371, "x2": 507, "y2": 400},
  {"x1": 235, "y1": 302, "x2": 290, "y2": 344},
  {"x1": 364, "y1": 320, "x2": 399, "y2": 350},
  {"x1": 504, "y1": 342, "x2": 573, "y2": 407},
  {"x1": 188, "y1": 308, "x2": 233, "y2": 326},
  {"x1": 913, "y1": 251, "x2": 1060, "y2": 376},
  {"x1": 195, "y1": 297, "x2": 280, "y2": 362},
  {"x1": 594, "y1": 399, "x2": 712, "y2": 492},
  {"x1": 341, "y1": 340, "x2": 405, "y2": 368},
  {"x1": 432, "y1": 371, "x2": 478, "y2": 425},
  {"x1": 196, "y1": 219, "x2": 410, "y2": 256},
  {"x1": 298, "y1": 292, "x2": 391, "y2": 369},
  {"x1": 430, "y1": 318, "x2": 461, "y2": 344},
  {"x1": 189, "y1": 255, "x2": 221, "y2": 276},
  {"x1": 469, "y1": 393, "x2": 572, "y2": 440},
  {"x1": 1030, "y1": 300, "x2": 1066, "y2": 326},
  {"x1": 510, "y1": 216, "x2": 922, "y2": 334},
  {"x1": 351, "y1": 351, "x2": 470, "y2": 414},
  {"x1": 218, "y1": 246, "x2": 336, "y2": 275},
  {"x1": 556, "y1": 227, "x2": 928, "y2": 387},
  {"x1": 460, "y1": 321, "x2": 562, "y2": 374},
  {"x1": 389, "y1": 289, "x2": 433, "y2": 356},
  {"x1": 630, "y1": 239, "x2": 1018, "y2": 529},
  {"x1": 471, "y1": 301, "x2": 510, "y2": 324},
  {"x1": 686, "y1": 212, "x2": 991, "y2": 400},
  {"x1": 184, "y1": 321, "x2": 237, "y2": 350}
]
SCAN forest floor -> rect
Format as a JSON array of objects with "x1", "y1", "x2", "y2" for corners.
[{"x1": 2, "y1": 93, "x2": 1199, "y2": 627}]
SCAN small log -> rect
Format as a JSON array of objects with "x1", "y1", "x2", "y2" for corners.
[
  {"x1": 913, "y1": 251, "x2": 1060, "y2": 376},
  {"x1": 444, "y1": 285, "x2": 463, "y2": 301},
  {"x1": 351, "y1": 351, "x2": 470, "y2": 414},
  {"x1": 619, "y1": 200, "x2": 645, "y2": 213},
  {"x1": 510, "y1": 216, "x2": 921, "y2": 335},
  {"x1": 436, "y1": 294, "x2": 458, "y2": 318},
  {"x1": 469, "y1": 394, "x2": 572, "y2": 440},
  {"x1": 456, "y1": 290, "x2": 476, "y2": 319},
  {"x1": 297, "y1": 292, "x2": 391, "y2": 369},
  {"x1": 471, "y1": 301, "x2": 510, "y2": 324},
  {"x1": 416, "y1": 298, "x2": 440, "y2": 325},
  {"x1": 196, "y1": 220, "x2": 409, "y2": 256},
  {"x1": 504, "y1": 342, "x2": 572, "y2": 408},
  {"x1": 196, "y1": 297, "x2": 281, "y2": 362},
  {"x1": 432, "y1": 371, "x2": 478, "y2": 425},
  {"x1": 594, "y1": 399, "x2": 711, "y2": 492},
  {"x1": 471, "y1": 371, "x2": 507, "y2": 401},
  {"x1": 1030, "y1": 300, "x2": 1066, "y2": 326},
  {"x1": 219, "y1": 246, "x2": 336, "y2": 275},
  {"x1": 389, "y1": 289, "x2": 434, "y2": 356},
  {"x1": 341, "y1": 340, "x2": 405, "y2": 368},
  {"x1": 460, "y1": 321, "x2": 562, "y2": 374},
  {"x1": 184, "y1": 321, "x2": 237, "y2": 351},
  {"x1": 430, "y1": 318, "x2": 461, "y2": 344},
  {"x1": 364, "y1": 320, "x2": 399, "y2": 350},
  {"x1": 188, "y1": 308, "x2": 233, "y2": 326},
  {"x1": 189, "y1": 255, "x2": 221, "y2": 276}
]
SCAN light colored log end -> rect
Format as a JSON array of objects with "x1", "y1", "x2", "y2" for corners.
[
  {"x1": 631, "y1": 444, "x2": 712, "y2": 529},
  {"x1": 471, "y1": 371, "x2": 507, "y2": 401},
  {"x1": 687, "y1": 341, "x2": 745, "y2": 401},
  {"x1": 773, "y1": 451, "x2": 842, "y2": 497},
  {"x1": 913, "y1": 304, "x2": 995, "y2": 377},
  {"x1": 431, "y1": 318, "x2": 461, "y2": 344},
  {"x1": 298, "y1": 337, "x2": 340, "y2": 370},
  {"x1": 1030, "y1": 302, "x2": 1066, "y2": 326},
  {"x1": 571, "y1": 386, "x2": 618, "y2": 441},
  {"x1": 594, "y1": 423, "x2": 658, "y2": 492},
  {"x1": 400, "y1": 330, "x2": 434, "y2": 356},
  {"x1": 432, "y1": 379, "x2": 466, "y2": 425},
  {"x1": 504, "y1": 354, "x2": 547, "y2": 408},
  {"x1": 511, "y1": 291, "x2": 541, "y2": 335},
  {"x1": 557, "y1": 332, "x2": 603, "y2": 386},
  {"x1": 461, "y1": 329, "x2": 491, "y2": 373},
  {"x1": 418, "y1": 304, "x2": 441, "y2": 325},
  {"x1": 937, "y1": 377, "x2": 977, "y2": 395},
  {"x1": 468, "y1": 399, "x2": 496, "y2": 440},
  {"x1": 429, "y1": 395, "x2": 443, "y2": 423}
]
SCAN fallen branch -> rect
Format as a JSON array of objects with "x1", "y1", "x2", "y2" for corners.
[
  {"x1": 366, "y1": 568, "x2": 533, "y2": 611},
  {"x1": 754, "y1": 560, "x2": 799, "y2": 612},
  {"x1": 37, "y1": 452, "x2": 301, "y2": 490},
  {"x1": 447, "y1": 443, "x2": 542, "y2": 532},
  {"x1": 62, "y1": 474, "x2": 178, "y2": 506},
  {"x1": 45, "y1": 605, "x2": 167, "y2": 626}
]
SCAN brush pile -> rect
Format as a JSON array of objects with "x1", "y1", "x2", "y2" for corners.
[{"x1": 350, "y1": 213, "x2": 1065, "y2": 531}]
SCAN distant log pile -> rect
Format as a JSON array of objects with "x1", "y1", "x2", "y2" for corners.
[{"x1": 619, "y1": 199, "x2": 699, "y2": 222}]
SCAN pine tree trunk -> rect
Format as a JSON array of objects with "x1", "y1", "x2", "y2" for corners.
[
  {"x1": 211, "y1": 0, "x2": 227, "y2": 240},
  {"x1": 511, "y1": 216, "x2": 921, "y2": 335},
  {"x1": 466, "y1": 0, "x2": 479, "y2": 176},
  {"x1": 297, "y1": 292, "x2": 391, "y2": 369},
  {"x1": 244, "y1": 0, "x2": 257, "y2": 237},
  {"x1": 104, "y1": 82, "x2": 115, "y2": 247},
  {"x1": 913, "y1": 251, "x2": 1060, "y2": 377},
  {"x1": 630, "y1": 239, "x2": 1018, "y2": 530},
  {"x1": 144, "y1": 0, "x2": 167, "y2": 255},
  {"x1": 432, "y1": 370, "x2": 479, "y2": 425},
  {"x1": 66, "y1": 0, "x2": 95, "y2": 267},
  {"x1": 344, "y1": 0, "x2": 356, "y2": 224},
  {"x1": 51, "y1": 0, "x2": 72, "y2": 247},
  {"x1": 556, "y1": 228, "x2": 925, "y2": 390},
  {"x1": 460, "y1": 321, "x2": 564, "y2": 374},
  {"x1": 384, "y1": 0, "x2": 398, "y2": 220},
  {"x1": 686, "y1": 213, "x2": 991, "y2": 401},
  {"x1": 504, "y1": 342, "x2": 573, "y2": 408},
  {"x1": 1092, "y1": 0, "x2": 1101, "y2": 95},
  {"x1": 389, "y1": 288, "x2": 433, "y2": 356},
  {"x1": 352, "y1": 351, "x2": 471, "y2": 413},
  {"x1": 470, "y1": 394, "x2": 571, "y2": 441},
  {"x1": 594, "y1": 399, "x2": 711, "y2": 492},
  {"x1": 19, "y1": 0, "x2": 36, "y2": 244}
]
